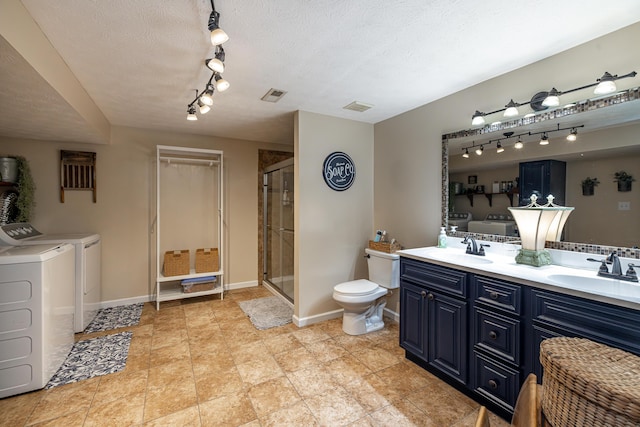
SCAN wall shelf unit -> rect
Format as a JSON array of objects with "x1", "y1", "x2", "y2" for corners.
[
  {"x1": 154, "y1": 145, "x2": 224, "y2": 310},
  {"x1": 457, "y1": 190, "x2": 518, "y2": 207}
]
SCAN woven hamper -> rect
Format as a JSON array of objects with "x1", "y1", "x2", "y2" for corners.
[
  {"x1": 368, "y1": 240, "x2": 401, "y2": 253},
  {"x1": 539, "y1": 337, "x2": 640, "y2": 427}
]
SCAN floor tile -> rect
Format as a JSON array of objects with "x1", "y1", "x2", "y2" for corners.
[
  {"x1": 26, "y1": 378, "x2": 99, "y2": 425},
  {"x1": 83, "y1": 393, "x2": 145, "y2": 426},
  {"x1": 259, "y1": 401, "x2": 319, "y2": 427},
  {"x1": 246, "y1": 376, "x2": 301, "y2": 417},
  {"x1": 304, "y1": 386, "x2": 367, "y2": 426},
  {"x1": 198, "y1": 392, "x2": 257, "y2": 427},
  {"x1": 142, "y1": 405, "x2": 201, "y2": 427}
]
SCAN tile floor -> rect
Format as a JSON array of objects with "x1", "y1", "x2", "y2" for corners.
[{"x1": 1, "y1": 286, "x2": 510, "y2": 426}]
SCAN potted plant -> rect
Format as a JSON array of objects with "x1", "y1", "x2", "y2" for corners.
[
  {"x1": 14, "y1": 156, "x2": 36, "y2": 222},
  {"x1": 581, "y1": 177, "x2": 599, "y2": 196},
  {"x1": 613, "y1": 170, "x2": 635, "y2": 192}
]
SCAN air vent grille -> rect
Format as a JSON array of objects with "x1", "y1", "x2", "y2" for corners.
[
  {"x1": 261, "y1": 88, "x2": 288, "y2": 103},
  {"x1": 343, "y1": 101, "x2": 373, "y2": 112}
]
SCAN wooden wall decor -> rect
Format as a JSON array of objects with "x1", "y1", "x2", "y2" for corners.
[{"x1": 60, "y1": 150, "x2": 96, "y2": 203}]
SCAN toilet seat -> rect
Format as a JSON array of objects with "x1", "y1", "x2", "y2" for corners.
[{"x1": 334, "y1": 279, "x2": 379, "y2": 296}]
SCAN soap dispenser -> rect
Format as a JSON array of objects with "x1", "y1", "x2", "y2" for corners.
[{"x1": 437, "y1": 227, "x2": 447, "y2": 248}]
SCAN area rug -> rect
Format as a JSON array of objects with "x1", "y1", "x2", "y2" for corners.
[
  {"x1": 83, "y1": 302, "x2": 143, "y2": 333},
  {"x1": 45, "y1": 331, "x2": 132, "y2": 389},
  {"x1": 238, "y1": 296, "x2": 293, "y2": 330}
]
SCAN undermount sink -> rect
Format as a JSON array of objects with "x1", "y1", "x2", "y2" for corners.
[
  {"x1": 547, "y1": 274, "x2": 609, "y2": 288},
  {"x1": 428, "y1": 252, "x2": 494, "y2": 265}
]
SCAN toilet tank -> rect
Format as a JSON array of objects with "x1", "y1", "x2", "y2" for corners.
[{"x1": 365, "y1": 248, "x2": 400, "y2": 289}]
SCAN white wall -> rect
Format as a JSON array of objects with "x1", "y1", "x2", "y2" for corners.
[
  {"x1": 295, "y1": 111, "x2": 374, "y2": 325},
  {"x1": 0, "y1": 126, "x2": 291, "y2": 304}
]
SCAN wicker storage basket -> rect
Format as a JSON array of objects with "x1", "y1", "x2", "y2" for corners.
[
  {"x1": 368, "y1": 240, "x2": 401, "y2": 253},
  {"x1": 163, "y1": 250, "x2": 190, "y2": 276},
  {"x1": 195, "y1": 248, "x2": 219, "y2": 273},
  {"x1": 539, "y1": 337, "x2": 640, "y2": 426}
]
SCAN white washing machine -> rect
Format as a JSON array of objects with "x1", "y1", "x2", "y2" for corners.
[
  {"x1": 0, "y1": 223, "x2": 101, "y2": 333},
  {"x1": 0, "y1": 243, "x2": 75, "y2": 398}
]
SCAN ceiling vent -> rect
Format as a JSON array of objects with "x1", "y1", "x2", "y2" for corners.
[
  {"x1": 343, "y1": 101, "x2": 373, "y2": 112},
  {"x1": 261, "y1": 88, "x2": 287, "y2": 103}
]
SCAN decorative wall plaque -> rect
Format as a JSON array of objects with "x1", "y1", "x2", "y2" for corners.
[
  {"x1": 322, "y1": 151, "x2": 355, "y2": 191},
  {"x1": 60, "y1": 150, "x2": 96, "y2": 203}
]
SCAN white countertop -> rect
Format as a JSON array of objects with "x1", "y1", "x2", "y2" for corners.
[{"x1": 398, "y1": 240, "x2": 640, "y2": 310}]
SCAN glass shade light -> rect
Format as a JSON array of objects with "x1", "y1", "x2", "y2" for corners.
[
  {"x1": 514, "y1": 137, "x2": 524, "y2": 149},
  {"x1": 594, "y1": 72, "x2": 617, "y2": 95},
  {"x1": 475, "y1": 146, "x2": 483, "y2": 156},
  {"x1": 206, "y1": 58, "x2": 224, "y2": 73},
  {"x1": 214, "y1": 74, "x2": 230, "y2": 91},
  {"x1": 504, "y1": 100, "x2": 519, "y2": 117},
  {"x1": 462, "y1": 149, "x2": 470, "y2": 158},
  {"x1": 208, "y1": 10, "x2": 229, "y2": 46},
  {"x1": 539, "y1": 134, "x2": 549, "y2": 145},
  {"x1": 542, "y1": 88, "x2": 560, "y2": 107},
  {"x1": 496, "y1": 142, "x2": 504, "y2": 153},
  {"x1": 566, "y1": 129, "x2": 578, "y2": 142},
  {"x1": 471, "y1": 111, "x2": 485, "y2": 126},
  {"x1": 187, "y1": 106, "x2": 198, "y2": 121},
  {"x1": 200, "y1": 86, "x2": 214, "y2": 106},
  {"x1": 508, "y1": 194, "x2": 574, "y2": 266},
  {"x1": 198, "y1": 99, "x2": 211, "y2": 114}
]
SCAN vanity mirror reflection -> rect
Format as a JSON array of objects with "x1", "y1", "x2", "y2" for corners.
[{"x1": 442, "y1": 88, "x2": 640, "y2": 252}]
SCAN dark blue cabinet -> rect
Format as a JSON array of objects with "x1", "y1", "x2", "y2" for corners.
[{"x1": 400, "y1": 256, "x2": 640, "y2": 420}]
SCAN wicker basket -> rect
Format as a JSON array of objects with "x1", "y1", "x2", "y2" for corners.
[
  {"x1": 539, "y1": 337, "x2": 640, "y2": 426},
  {"x1": 163, "y1": 250, "x2": 190, "y2": 276},
  {"x1": 195, "y1": 248, "x2": 219, "y2": 273},
  {"x1": 368, "y1": 240, "x2": 401, "y2": 253}
]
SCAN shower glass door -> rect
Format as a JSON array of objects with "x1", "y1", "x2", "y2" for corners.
[{"x1": 263, "y1": 159, "x2": 294, "y2": 302}]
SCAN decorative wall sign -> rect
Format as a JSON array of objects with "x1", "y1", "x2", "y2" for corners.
[
  {"x1": 60, "y1": 150, "x2": 97, "y2": 203},
  {"x1": 323, "y1": 152, "x2": 355, "y2": 191}
]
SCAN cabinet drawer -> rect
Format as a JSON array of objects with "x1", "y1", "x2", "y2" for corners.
[
  {"x1": 474, "y1": 307, "x2": 521, "y2": 365},
  {"x1": 400, "y1": 258, "x2": 468, "y2": 297},
  {"x1": 474, "y1": 276, "x2": 522, "y2": 314},
  {"x1": 473, "y1": 351, "x2": 520, "y2": 412},
  {"x1": 531, "y1": 289, "x2": 640, "y2": 356}
]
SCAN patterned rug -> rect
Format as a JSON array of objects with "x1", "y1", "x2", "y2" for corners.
[
  {"x1": 84, "y1": 302, "x2": 144, "y2": 333},
  {"x1": 238, "y1": 296, "x2": 293, "y2": 330},
  {"x1": 45, "y1": 332, "x2": 132, "y2": 389}
]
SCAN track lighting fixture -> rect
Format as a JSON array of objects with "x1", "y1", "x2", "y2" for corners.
[
  {"x1": 186, "y1": 1, "x2": 230, "y2": 121},
  {"x1": 207, "y1": 1, "x2": 229, "y2": 46},
  {"x1": 470, "y1": 70, "x2": 637, "y2": 125},
  {"x1": 460, "y1": 124, "x2": 583, "y2": 158}
]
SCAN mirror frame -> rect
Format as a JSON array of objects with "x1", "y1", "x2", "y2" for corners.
[{"x1": 441, "y1": 88, "x2": 640, "y2": 258}]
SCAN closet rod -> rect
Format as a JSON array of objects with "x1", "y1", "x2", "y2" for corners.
[{"x1": 159, "y1": 156, "x2": 220, "y2": 166}]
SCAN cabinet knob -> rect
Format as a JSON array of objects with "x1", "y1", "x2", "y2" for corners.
[
  {"x1": 421, "y1": 291, "x2": 427, "y2": 298},
  {"x1": 488, "y1": 379, "x2": 498, "y2": 390},
  {"x1": 489, "y1": 291, "x2": 499, "y2": 300},
  {"x1": 427, "y1": 293, "x2": 435, "y2": 301},
  {"x1": 489, "y1": 331, "x2": 498, "y2": 340}
]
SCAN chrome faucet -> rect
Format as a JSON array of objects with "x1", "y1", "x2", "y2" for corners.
[
  {"x1": 587, "y1": 251, "x2": 638, "y2": 282},
  {"x1": 462, "y1": 236, "x2": 489, "y2": 256}
]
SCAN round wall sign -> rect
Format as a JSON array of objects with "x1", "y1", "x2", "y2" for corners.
[{"x1": 322, "y1": 151, "x2": 355, "y2": 191}]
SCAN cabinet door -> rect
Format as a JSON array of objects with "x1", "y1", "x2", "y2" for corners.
[
  {"x1": 428, "y1": 291, "x2": 468, "y2": 384},
  {"x1": 399, "y1": 280, "x2": 428, "y2": 360},
  {"x1": 518, "y1": 160, "x2": 566, "y2": 206}
]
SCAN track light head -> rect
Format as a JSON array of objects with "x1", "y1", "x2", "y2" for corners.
[
  {"x1": 567, "y1": 128, "x2": 578, "y2": 142},
  {"x1": 200, "y1": 85, "x2": 215, "y2": 106},
  {"x1": 539, "y1": 133, "x2": 549, "y2": 145},
  {"x1": 462, "y1": 148, "x2": 470, "y2": 158},
  {"x1": 514, "y1": 137, "x2": 524, "y2": 149},
  {"x1": 496, "y1": 142, "x2": 504, "y2": 153},
  {"x1": 594, "y1": 72, "x2": 617, "y2": 95},
  {"x1": 471, "y1": 111, "x2": 486, "y2": 126},
  {"x1": 198, "y1": 99, "x2": 211, "y2": 114},
  {"x1": 187, "y1": 105, "x2": 198, "y2": 121},
  {"x1": 475, "y1": 146, "x2": 484, "y2": 156},
  {"x1": 208, "y1": 10, "x2": 229, "y2": 46},
  {"x1": 542, "y1": 88, "x2": 561, "y2": 107},
  {"x1": 214, "y1": 73, "x2": 230, "y2": 91},
  {"x1": 504, "y1": 100, "x2": 519, "y2": 117}
]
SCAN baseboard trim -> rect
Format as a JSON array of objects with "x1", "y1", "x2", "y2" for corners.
[
  {"x1": 226, "y1": 280, "x2": 258, "y2": 291},
  {"x1": 293, "y1": 309, "x2": 343, "y2": 327}
]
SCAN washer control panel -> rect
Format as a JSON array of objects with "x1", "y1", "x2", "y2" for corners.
[{"x1": 0, "y1": 223, "x2": 42, "y2": 246}]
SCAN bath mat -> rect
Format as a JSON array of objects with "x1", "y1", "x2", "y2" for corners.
[
  {"x1": 45, "y1": 331, "x2": 132, "y2": 389},
  {"x1": 84, "y1": 302, "x2": 143, "y2": 333},
  {"x1": 238, "y1": 296, "x2": 293, "y2": 330}
]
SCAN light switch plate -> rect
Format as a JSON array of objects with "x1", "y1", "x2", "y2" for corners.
[{"x1": 618, "y1": 201, "x2": 631, "y2": 211}]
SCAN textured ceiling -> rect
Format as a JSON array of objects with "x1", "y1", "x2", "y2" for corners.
[{"x1": 2, "y1": 0, "x2": 640, "y2": 145}]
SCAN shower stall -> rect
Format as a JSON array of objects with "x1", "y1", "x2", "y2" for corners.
[{"x1": 263, "y1": 159, "x2": 294, "y2": 302}]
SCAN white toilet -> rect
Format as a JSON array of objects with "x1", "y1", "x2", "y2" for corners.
[{"x1": 332, "y1": 248, "x2": 400, "y2": 335}]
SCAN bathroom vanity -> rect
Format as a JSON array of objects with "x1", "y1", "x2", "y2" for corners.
[{"x1": 397, "y1": 245, "x2": 640, "y2": 420}]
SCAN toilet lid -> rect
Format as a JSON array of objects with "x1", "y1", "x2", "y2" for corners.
[{"x1": 334, "y1": 279, "x2": 379, "y2": 296}]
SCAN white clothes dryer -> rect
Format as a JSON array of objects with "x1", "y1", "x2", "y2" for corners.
[
  {"x1": 0, "y1": 243, "x2": 75, "y2": 398},
  {"x1": 0, "y1": 223, "x2": 101, "y2": 332}
]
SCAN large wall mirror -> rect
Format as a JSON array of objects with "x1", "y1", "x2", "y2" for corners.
[{"x1": 442, "y1": 88, "x2": 640, "y2": 253}]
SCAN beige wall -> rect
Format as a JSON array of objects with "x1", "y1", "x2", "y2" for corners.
[
  {"x1": 374, "y1": 22, "x2": 640, "y2": 253},
  {"x1": 0, "y1": 126, "x2": 291, "y2": 303},
  {"x1": 295, "y1": 111, "x2": 374, "y2": 324}
]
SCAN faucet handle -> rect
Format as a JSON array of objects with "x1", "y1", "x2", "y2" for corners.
[
  {"x1": 626, "y1": 264, "x2": 638, "y2": 279},
  {"x1": 587, "y1": 258, "x2": 609, "y2": 274}
]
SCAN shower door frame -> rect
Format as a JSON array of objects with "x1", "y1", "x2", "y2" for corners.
[{"x1": 263, "y1": 158, "x2": 294, "y2": 302}]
